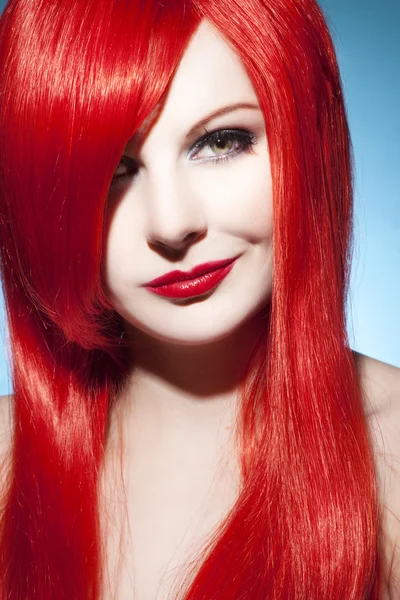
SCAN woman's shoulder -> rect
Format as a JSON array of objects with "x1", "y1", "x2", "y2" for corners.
[
  {"x1": 0, "y1": 354, "x2": 399, "y2": 455},
  {"x1": 354, "y1": 351, "x2": 400, "y2": 595},
  {"x1": 354, "y1": 351, "x2": 400, "y2": 416}
]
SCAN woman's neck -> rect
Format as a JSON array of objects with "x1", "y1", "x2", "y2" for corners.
[{"x1": 108, "y1": 308, "x2": 268, "y2": 463}]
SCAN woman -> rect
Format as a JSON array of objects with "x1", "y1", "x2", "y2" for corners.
[{"x1": 0, "y1": 0, "x2": 399, "y2": 598}]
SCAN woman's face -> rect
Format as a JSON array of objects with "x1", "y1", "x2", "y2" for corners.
[{"x1": 104, "y1": 20, "x2": 273, "y2": 345}]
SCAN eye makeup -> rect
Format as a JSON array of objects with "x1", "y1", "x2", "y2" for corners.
[
  {"x1": 110, "y1": 127, "x2": 258, "y2": 185},
  {"x1": 111, "y1": 155, "x2": 139, "y2": 184},
  {"x1": 188, "y1": 127, "x2": 257, "y2": 164}
]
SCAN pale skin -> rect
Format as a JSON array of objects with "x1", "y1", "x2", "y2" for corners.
[{"x1": 1, "y1": 20, "x2": 400, "y2": 600}]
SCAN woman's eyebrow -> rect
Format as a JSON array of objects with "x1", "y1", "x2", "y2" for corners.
[
  {"x1": 184, "y1": 102, "x2": 261, "y2": 139},
  {"x1": 129, "y1": 101, "x2": 261, "y2": 154}
]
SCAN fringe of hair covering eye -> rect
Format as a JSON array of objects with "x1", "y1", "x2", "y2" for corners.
[{"x1": 0, "y1": 0, "x2": 382, "y2": 598}]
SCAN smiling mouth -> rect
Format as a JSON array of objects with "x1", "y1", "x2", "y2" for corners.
[
  {"x1": 144, "y1": 257, "x2": 238, "y2": 299},
  {"x1": 144, "y1": 257, "x2": 237, "y2": 287}
]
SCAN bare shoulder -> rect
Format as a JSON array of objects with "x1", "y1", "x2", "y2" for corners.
[
  {"x1": 354, "y1": 352, "x2": 400, "y2": 416},
  {"x1": 354, "y1": 351, "x2": 400, "y2": 595}
]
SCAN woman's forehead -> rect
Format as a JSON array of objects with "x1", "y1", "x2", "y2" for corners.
[{"x1": 127, "y1": 21, "x2": 260, "y2": 149}]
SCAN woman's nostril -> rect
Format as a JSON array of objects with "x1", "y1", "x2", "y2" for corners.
[{"x1": 183, "y1": 231, "x2": 196, "y2": 243}]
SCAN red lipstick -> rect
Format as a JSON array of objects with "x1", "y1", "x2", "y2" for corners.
[{"x1": 143, "y1": 257, "x2": 237, "y2": 299}]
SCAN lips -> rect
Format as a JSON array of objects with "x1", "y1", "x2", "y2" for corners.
[
  {"x1": 143, "y1": 257, "x2": 238, "y2": 299},
  {"x1": 143, "y1": 257, "x2": 237, "y2": 288}
]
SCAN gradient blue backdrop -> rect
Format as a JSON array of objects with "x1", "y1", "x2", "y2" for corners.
[{"x1": 0, "y1": 0, "x2": 399, "y2": 394}]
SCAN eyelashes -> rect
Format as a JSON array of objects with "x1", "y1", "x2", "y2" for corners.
[
  {"x1": 112, "y1": 155, "x2": 138, "y2": 183},
  {"x1": 188, "y1": 128, "x2": 257, "y2": 163},
  {"x1": 111, "y1": 128, "x2": 258, "y2": 185}
]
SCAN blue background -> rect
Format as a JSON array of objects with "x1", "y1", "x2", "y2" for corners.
[{"x1": 0, "y1": 0, "x2": 399, "y2": 394}]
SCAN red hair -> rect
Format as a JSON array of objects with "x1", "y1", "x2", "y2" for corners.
[{"x1": 0, "y1": 0, "x2": 382, "y2": 597}]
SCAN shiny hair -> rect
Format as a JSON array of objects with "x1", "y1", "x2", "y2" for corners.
[{"x1": 0, "y1": 0, "x2": 382, "y2": 597}]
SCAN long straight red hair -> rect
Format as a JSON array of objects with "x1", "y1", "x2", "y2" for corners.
[{"x1": 0, "y1": 0, "x2": 382, "y2": 597}]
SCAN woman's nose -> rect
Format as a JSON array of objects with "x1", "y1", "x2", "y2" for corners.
[{"x1": 144, "y1": 173, "x2": 207, "y2": 252}]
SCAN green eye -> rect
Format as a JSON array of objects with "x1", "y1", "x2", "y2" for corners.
[
  {"x1": 210, "y1": 136, "x2": 235, "y2": 154},
  {"x1": 190, "y1": 129, "x2": 257, "y2": 162}
]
